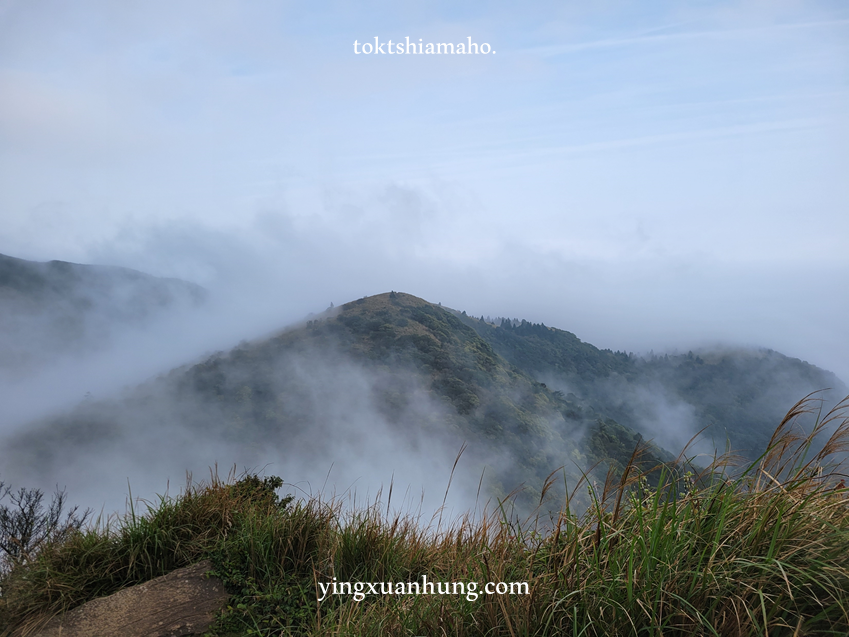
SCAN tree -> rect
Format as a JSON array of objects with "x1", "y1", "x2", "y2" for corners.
[{"x1": 0, "y1": 482, "x2": 91, "y2": 570}]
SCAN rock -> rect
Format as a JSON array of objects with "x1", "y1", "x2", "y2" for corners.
[{"x1": 26, "y1": 560, "x2": 229, "y2": 637}]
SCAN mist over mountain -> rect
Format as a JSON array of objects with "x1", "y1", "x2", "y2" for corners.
[
  {"x1": 0, "y1": 292, "x2": 670, "y2": 515},
  {"x1": 453, "y1": 312, "x2": 846, "y2": 461},
  {"x1": 0, "y1": 252, "x2": 206, "y2": 379},
  {"x1": 1, "y1": 286, "x2": 843, "y2": 518}
]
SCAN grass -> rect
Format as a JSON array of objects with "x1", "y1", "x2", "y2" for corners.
[{"x1": 1, "y1": 393, "x2": 848, "y2": 636}]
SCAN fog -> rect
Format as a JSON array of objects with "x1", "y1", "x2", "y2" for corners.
[
  {"x1": 1, "y1": 1, "x2": 847, "y2": 516},
  {"x1": 0, "y1": 317, "x2": 496, "y2": 519}
]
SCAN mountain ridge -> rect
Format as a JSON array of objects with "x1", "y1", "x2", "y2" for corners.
[
  {"x1": 1, "y1": 289, "x2": 843, "y2": 515},
  {"x1": 0, "y1": 252, "x2": 206, "y2": 376},
  {"x1": 448, "y1": 309, "x2": 845, "y2": 459}
]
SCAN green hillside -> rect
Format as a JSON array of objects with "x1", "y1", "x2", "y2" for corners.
[
  {"x1": 454, "y1": 312, "x2": 846, "y2": 461},
  {"x1": 168, "y1": 291, "x2": 676, "y2": 504},
  {"x1": 5, "y1": 290, "x2": 844, "y2": 518},
  {"x1": 5, "y1": 292, "x2": 671, "y2": 513}
]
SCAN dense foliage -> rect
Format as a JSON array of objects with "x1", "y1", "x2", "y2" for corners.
[{"x1": 456, "y1": 310, "x2": 845, "y2": 460}]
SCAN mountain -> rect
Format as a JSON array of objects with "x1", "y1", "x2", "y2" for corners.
[
  {"x1": 1, "y1": 292, "x2": 671, "y2": 513},
  {"x1": 1, "y1": 290, "x2": 843, "y2": 515},
  {"x1": 452, "y1": 312, "x2": 846, "y2": 461},
  {"x1": 0, "y1": 253, "x2": 205, "y2": 377}
]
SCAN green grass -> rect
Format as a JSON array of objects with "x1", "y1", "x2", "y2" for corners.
[{"x1": 2, "y1": 394, "x2": 848, "y2": 636}]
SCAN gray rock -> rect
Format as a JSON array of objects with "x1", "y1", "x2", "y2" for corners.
[{"x1": 25, "y1": 560, "x2": 229, "y2": 637}]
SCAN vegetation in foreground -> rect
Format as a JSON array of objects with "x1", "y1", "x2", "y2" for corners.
[{"x1": 1, "y1": 394, "x2": 848, "y2": 637}]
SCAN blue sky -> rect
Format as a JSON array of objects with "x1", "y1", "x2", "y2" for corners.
[{"x1": 1, "y1": 0, "x2": 848, "y2": 379}]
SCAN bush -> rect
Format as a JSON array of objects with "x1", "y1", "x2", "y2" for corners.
[{"x1": 0, "y1": 483, "x2": 90, "y2": 572}]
